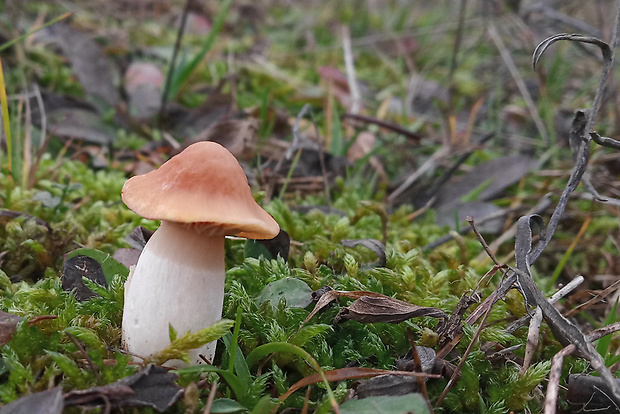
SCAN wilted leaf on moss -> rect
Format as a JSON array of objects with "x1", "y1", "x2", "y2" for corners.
[
  {"x1": 61, "y1": 255, "x2": 107, "y2": 301},
  {"x1": 65, "y1": 248, "x2": 129, "y2": 285},
  {"x1": 305, "y1": 288, "x2": 446, "y2": 324},
  {"x1": 0, "y1": 310, "x2": 22, "y2": 347},
  {"x1": 0, "y1": 386, "x2": 63, "y2": 414},
  {"x1": 334, "y1": 295, "x2": 446, "y2": 324},
  {"x1": 64, "y1": 364, "x2": 182, "y2": 412}
]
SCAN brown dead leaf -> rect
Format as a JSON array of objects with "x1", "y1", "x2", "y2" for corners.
[
  {"x1": 183, "y1": 118, "x2": 259, "y2": 160},
  {"x1": 305, "y1": 288, "x2": 446, "y2": 325},
  {"x1": 125, "y1": 226, "x2": 154, "y2": 250},
  {"x1": 47, "y1": 108, "x2": 116, "y2": 145},
  {"x1": 305, "y1": 288, "x2": 389, "y2": 323},
  {"x1": 347, "y1": 131, "x2": 375, "y2": 162},
  {"x1": 354, "y1": 374, "x2": 420, "y2": 398},
  {"x1": 318, "y1": 66, "x2": 353, "y2": 109},
  {"x1": 124, "y1": 62, "x2": 164, "y2": 121},
  {"x1": 54, "y1": 22, "x2": 120, "y2": 108},
  {"x1": 64, "y1": 364, "x2": 183, "y2": 412},
  {"x1": 169, "y1": 92, "x2": 234, "y2": 139},
  {"x1": 279, "y1": 367, "x2": 439, "y2": 402},
  {"x1": 0, "y1": 386, "x2": 64, "y2": 414},
  {"x1": 334, "y1": 295, "x2": 447, "y2": 324},
  {"x1": 0, "y1": 310, "x2": 23, "y2": 346}
]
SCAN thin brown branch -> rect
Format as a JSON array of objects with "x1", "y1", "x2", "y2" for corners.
[
  {"x1": 406, "y1": 328, "x2": 433, "y2": 413},
  {"x1": 467, "y1": 216, "x2": 500, "y2": 266},
  {"x1": 564, "y1": 278, "x2": 620, "y2": 318},
  {"x1": 435, "y1": 297, "x2": 493, "y2": 408},
  {"x1": 66, "y1": 331, "x2": 101, "y2": 385},
  {"x1": 343, "y1": 112, "x2": 422, "y2": 143}
]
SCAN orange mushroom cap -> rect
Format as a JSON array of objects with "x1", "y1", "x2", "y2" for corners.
[{"x1": 122, "y1": 141, "x2": 280, "y2": 239}]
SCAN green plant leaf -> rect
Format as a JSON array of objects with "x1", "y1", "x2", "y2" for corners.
[
  {"x1": 167, "y1": 0, "x2": 233, "y2": 99},
  {"x1": 150, "y1": 319, "x2": 234, "y2": 365},
  {"x1": 339, "y1": 394, "x2": 431, "y2": 414},
  {"x1": 222, "y1": 334, "x2": 251, "y2": 388},
  {"x1": 331, "y1": 104, "x2": 344, "y2": 156},
  {"x1": 255, "y1": 277, "x2": 313, "y2": 310},
  {"x1": 249, "y1": 395, "x2": 280, "y2": 414},
  {"x1": 244, "y1": 240, "x2": 272, "y2": 260},
  {"x1": 0, "y1": 57, "x2": 11, "y2": 179},
  {"x1": 172, "y1": 365, "x2": 245, "y2": 400},
  {"x1": 209, "y1": 398, "x2": 249, "y2": 413},
  {"x1": 597, "y1": 298, "x2": 619, "y2": 358},
  {"x1": 246, "y1": 342, "x2": 337, "y2": 406}
]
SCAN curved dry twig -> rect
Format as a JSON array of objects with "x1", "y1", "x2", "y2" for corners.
[
  {"x1": 513, "y1": 215, "x2": 620, "y2": 406},
  {"x1": 532, "y1": 33, "x2": 611, "y2": 70},
  {"x1": 590, "y1": 132, "x2": 620, "y2": 150}
]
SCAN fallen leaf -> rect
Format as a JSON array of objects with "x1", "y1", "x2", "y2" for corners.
[
  {"x1": 341, "y1": 238, "x2": 386, "y2": 267},
  {"x1": 112, "y1": 248, "x2": 141, "y2": 269},
  {"x1": 65, "y1": 248, "x2": 129, "y2": 285},
  {"x1": 318, "y1": 66, "x2": 354, "y2": 109},
  {"x1": 305, "y1": 288, "x2": 446, "y2": 325},
  {"x1": 564, "y1": 374, "x2": 620, "y2": 414},
  {"x1": 61, "y1": 255, "x2": 108, "y2": 301},
  {"x1": 64, "y1": 364, "x2": 183, "y2": 412},
  {"x1": 53, "y1": 22, "x2": 120, "y2": 108},
  {"x1": 435, "y1": 201, "x2": 504, "y2": 233},
  {"x1": 354, "y1": 374, "x2": 421, "y2": 398},
  {"x1": 409, "y1": 73, "x2": 450, "y2": 115},
  {"x1": 256, "y1": 228, "x2": 290, "y2": 260},
  {"x1": 183, "y1": 12, "x2": 212, "y2": 36},
  {"x1": 47, "y1": 108, "x2": 116, "y2": 145},
  {"x1": 433, "y1": 155, "x2": 534, "y2": 208},
  {"x1": 334, "y1": 296, "x2": 447, "y2": 324},
  {"x1": 347, "y1": 131, "x2": 376, "y2": 162},
  {"x1": 169, "y1": 92, "x2": 233, "y2": 139},
  {"x1": 124, "y1": 62, "x2": 164, "y2": 121},
  {"x1": 0, "y1": 310, "x2": 23, "y2": 347},
  {"x1": 0, "y1": 210, "x2": 53, "y2": 231},
  {"x1": 396, "y1": 346, "x2": 436, "y2": 373},
  {"x1": 125, "y1": 226, "x2": 154, "y2": 250},
  {"x1": 306, "y1": 288, "x2": 387, "y2": 323},
  {"x1": 0, "y1": 386, "x2": 63, "y2": 414},
  {"x1": 184, "y1": 118, "x2": 259, "y2": 160}
]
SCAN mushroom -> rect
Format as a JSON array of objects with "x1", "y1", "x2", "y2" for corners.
[{"x1": 121, "y1": 141, "x2": 279, "y2": 366}]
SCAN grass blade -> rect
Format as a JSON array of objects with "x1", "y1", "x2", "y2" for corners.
[
  {"x1": 167, "y1": 0, "x2": 232, "y2": 100},
  {"x1": 173, "y1": 365, "x2": 245, "y2": 399},
  {"x1": 246, "y1": 342, "x2": 340, "y2": 410},
  {"x1": 0, "y1": 12, "x2": 72, "y2": 53},
  {"x1": 0, "y1": 57, "x2": 11, "y2": 179}
]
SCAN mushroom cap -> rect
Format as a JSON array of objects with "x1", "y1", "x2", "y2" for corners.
[{"x1": 122, "y1": 141, "x2": 280, "y2": 239}]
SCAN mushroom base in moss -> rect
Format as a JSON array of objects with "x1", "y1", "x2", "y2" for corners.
[{"x1": 122, "y1": 221, "x2": 225, "y2": 367}]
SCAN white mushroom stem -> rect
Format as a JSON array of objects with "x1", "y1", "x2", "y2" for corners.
[{"x1": 122, "y1": 221, "x2": 225, "y2": 367}]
